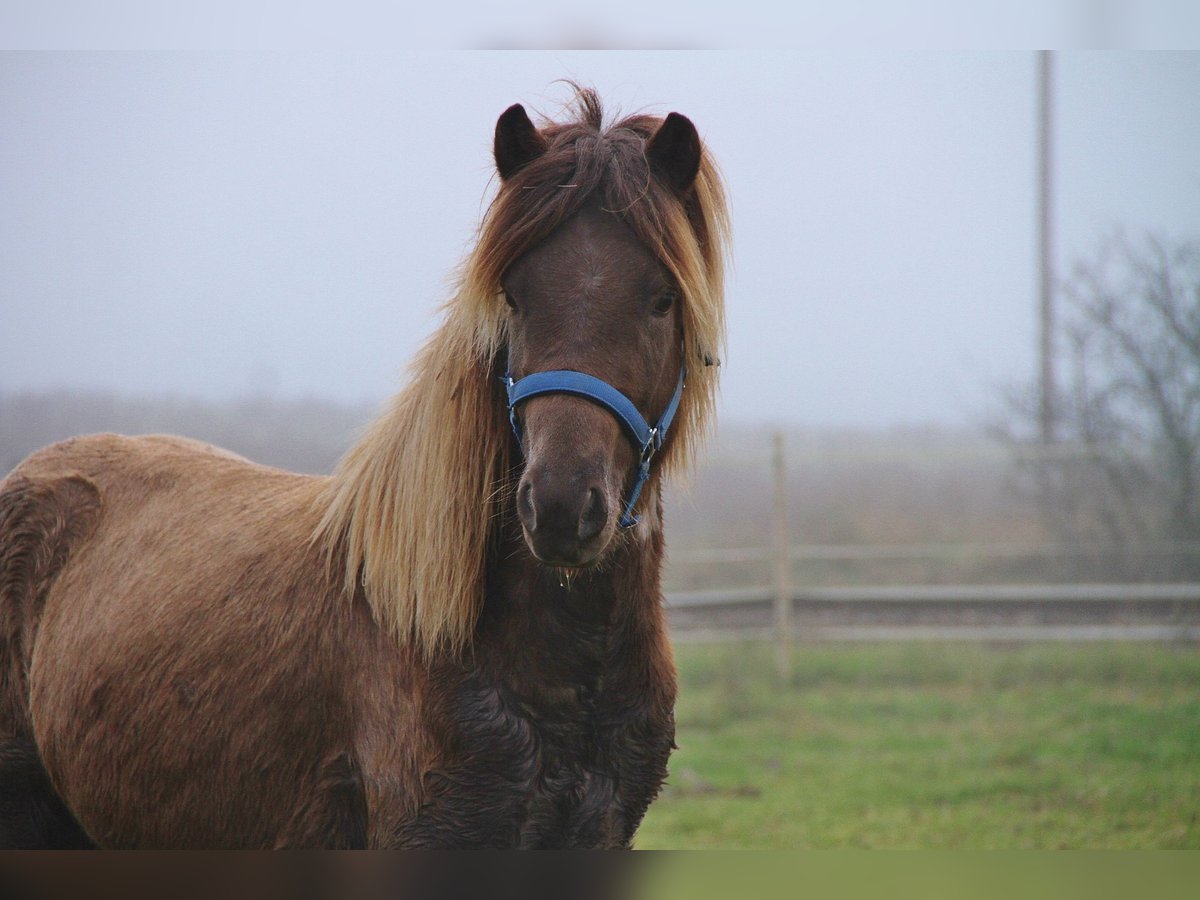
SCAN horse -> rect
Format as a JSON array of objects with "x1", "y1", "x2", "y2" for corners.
[{"x1": 0, "y1": 87, "x2": 729, "y2": 849}]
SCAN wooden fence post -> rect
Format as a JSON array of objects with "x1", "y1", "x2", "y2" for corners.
[{"x1": 772, "y1": 430, "x2": 791, "y2": 683}]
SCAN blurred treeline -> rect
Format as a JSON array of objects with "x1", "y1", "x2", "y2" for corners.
[
  {"x1": 668, "y1": 421, "x2": 1199, "y2": 588},
  {"x1": 667, "y1": 425, "x2": 1066, "y2": 590},
  {"x1": 668, "y1": 424, "x2": 1029, "y2": 550}
]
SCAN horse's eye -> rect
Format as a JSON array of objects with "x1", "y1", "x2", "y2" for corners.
[
  {"x1": 503, "y1": 290, "x2": 518, "y2": 311},
  {"x1": 651, "y1": 290, "x2": 677, "y2": 317}
]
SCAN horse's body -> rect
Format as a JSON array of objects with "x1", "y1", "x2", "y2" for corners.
[
  {"x1": 0, "y1": 89, "x2": 728, "y2": 848},
  {"x1": 1, "y1": 433, "x2": 672, "y2": 847}
]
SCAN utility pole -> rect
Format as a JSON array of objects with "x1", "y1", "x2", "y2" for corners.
[{"x1": 1037, "y1": 50, "x2": 1056, "y2": 445}]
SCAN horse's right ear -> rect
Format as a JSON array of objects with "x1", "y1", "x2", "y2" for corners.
[
  {"x1": 646, "y1": 112, "x2": 702, "y2": 193},
  {"x1": 494, "y1": 104, "x2": 548, "y2": 180}
]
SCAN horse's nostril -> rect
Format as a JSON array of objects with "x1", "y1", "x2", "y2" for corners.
[
  {"x1": 518, "y1": 481, "x2": 537, "y2": 531},
  {"x1": 577, "y1": 487, "x2": 607, "y2": 543}
]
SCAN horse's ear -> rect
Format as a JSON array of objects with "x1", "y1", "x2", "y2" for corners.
[
  {"x1": 494, "y1": 103, "x2": 548, "y2": 180},
  {"x1": 646, "y1": 112, "x2": 702, "y2": 193}
]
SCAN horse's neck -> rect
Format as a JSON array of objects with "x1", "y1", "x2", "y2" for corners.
[{"x1": 471, "y1": 496, "x2": 666, "y2": 699}]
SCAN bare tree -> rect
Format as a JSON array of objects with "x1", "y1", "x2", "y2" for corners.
[{"x1": 1007, "y1": 232, "x2": 1200, "y2": 577}]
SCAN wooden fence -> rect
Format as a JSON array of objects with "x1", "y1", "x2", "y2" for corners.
[{"x1": 662, "y1": 433, "x2": 1200, "y2": 661}]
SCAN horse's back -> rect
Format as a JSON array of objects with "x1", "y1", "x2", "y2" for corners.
[{"x1": 0, "y1": 433, "x2": 368, "y2": 848}]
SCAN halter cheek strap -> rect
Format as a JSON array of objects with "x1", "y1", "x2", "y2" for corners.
[{"x1": 503, "y1": 367, "x2": 686, "y2": 529}]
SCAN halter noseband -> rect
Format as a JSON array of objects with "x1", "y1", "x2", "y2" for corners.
[{"x1": 503, "y1": 366, "x2": 686, "y2": 529}]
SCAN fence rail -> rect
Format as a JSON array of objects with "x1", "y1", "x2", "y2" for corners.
[
  {"x1": 668, "y1": 624, "x2": 1200, "y2": 644},
  {"x1": 666, "y1": 582, "x2": 1200, "y2": 608},
  {"x1": 671, "y1": 541, "x2": 1200, "y2": 565},
  {"x1": 664, "y1": 582, "x2": 1200, "y2": 643}
]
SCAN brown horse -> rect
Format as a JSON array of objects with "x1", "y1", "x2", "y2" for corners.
[{"x1": 0, "y1": 88, "x2": 729, "y2": 849}]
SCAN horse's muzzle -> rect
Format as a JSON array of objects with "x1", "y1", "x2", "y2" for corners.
[{"x1": 517, "y1": 469, "x2": 611, "y2": 567}]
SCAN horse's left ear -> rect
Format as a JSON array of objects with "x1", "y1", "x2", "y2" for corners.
[
  {"x1": 495, "y1": 103, "x2": 548, "y2": 181},
  {"x1": 646, "y1": 112, "x2": 702, "y2": 193}
]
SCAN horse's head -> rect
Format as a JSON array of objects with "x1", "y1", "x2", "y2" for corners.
[
  {"x1": 319, "y1": 89, "x2": 725, "y2": 654},
  {"x1": 493, "y1": 103, "x2": 705, "y2": 568}
]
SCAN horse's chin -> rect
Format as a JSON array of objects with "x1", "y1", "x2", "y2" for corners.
[
  {"x1": 522, "y1": 531, "x2": 612, "y2": 570},
  {"x1": 534, "y1": 555, "x2": 598, "y2": 570}
]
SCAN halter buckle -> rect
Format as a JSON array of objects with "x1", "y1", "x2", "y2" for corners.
[{"x1": 639, "y1": 428, "x2": 659, "y2": 466}]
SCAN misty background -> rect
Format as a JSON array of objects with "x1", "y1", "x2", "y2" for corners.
[
  {"x1": 3, "y1": 51, "x2": 1199, "y2": 582},
  {"x1": 6, "y1": 41, "x2": 1200, "y2": 855},
  {"x1": 3, "y1": 52, "x2": 1198, "y2": 427}
]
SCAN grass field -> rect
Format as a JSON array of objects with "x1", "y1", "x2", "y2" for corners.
[{"x1": 635, "y1": 641, "x2": 1200, "y2": 849}]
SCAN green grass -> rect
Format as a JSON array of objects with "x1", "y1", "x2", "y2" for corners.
[{"x1": 635, "y1": 642, "x2": 1200, "y2": 848}]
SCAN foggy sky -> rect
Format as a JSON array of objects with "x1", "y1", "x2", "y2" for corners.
[{"x1": 2, "y1": 52, "x2": 1199, "y2": 428}]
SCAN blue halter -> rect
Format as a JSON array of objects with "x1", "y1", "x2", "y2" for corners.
[{"x1": 503, "y1": 366, "x2": 686, "y2": 529}]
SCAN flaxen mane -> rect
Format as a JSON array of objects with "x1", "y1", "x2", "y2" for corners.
[{"x1": 316, "y1": 89, "x2": 730, "y2": 658}]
